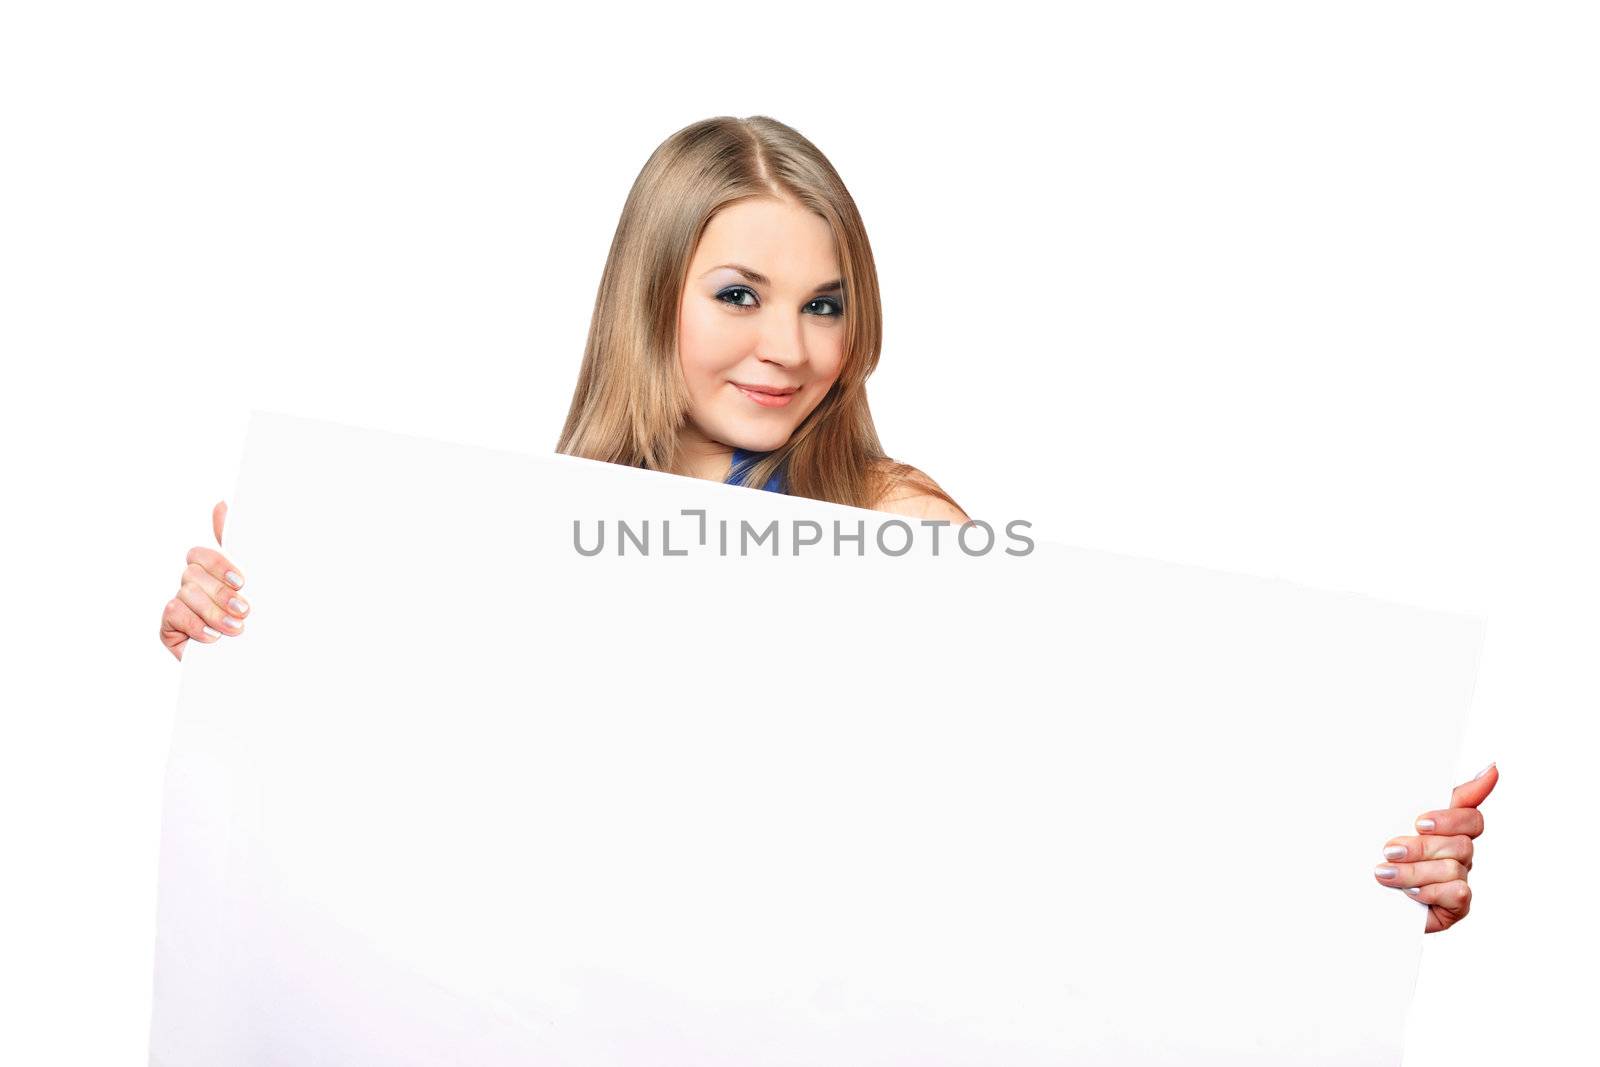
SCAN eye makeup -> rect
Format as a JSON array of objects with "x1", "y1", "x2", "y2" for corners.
[{"x1": 715, "y1": 285, "x2": 845, "y2": 317}]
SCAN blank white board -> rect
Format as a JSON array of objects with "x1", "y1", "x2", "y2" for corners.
[{"x1": 150, "y1": 410, "x2": 1482, "y2": 1064}]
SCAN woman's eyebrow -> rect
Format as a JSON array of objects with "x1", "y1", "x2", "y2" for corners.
[{"x1": 704, "y1": 263, "x2": 843, "y2": 295}]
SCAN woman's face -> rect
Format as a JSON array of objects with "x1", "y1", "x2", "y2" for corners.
[{"x1": 677, "y1": 196, "x2": 847, "y2": 458}]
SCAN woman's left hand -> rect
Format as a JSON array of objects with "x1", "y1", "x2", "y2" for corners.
[{"x1": 1373, "y1": 762, "x2": 1499, "y2": 932}]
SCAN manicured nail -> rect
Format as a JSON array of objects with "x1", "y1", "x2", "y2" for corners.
[
  {"x1": 1375, "y1": 866, "x2": 1397, "y2": 879},
  {"x1": 1416, "y1": 818, "x2": 1436, "y2": 831},
  {"x1": 228, "y1": 597, "x2": 249, "y2": 615},
  {"x1": 1474, "y1": 761, "x2": 1495, "y2": 779},
  {"x1": 202, "y1": 626, "x2": 221, "y2": 639},
  {"x1": 221, "y1": 616, "x2": 243, "y2": 630},
  {"x1": 225, "y1": 571, "x2": 245, "y2": 589},
  {"x1": 1384, "y1": 846, "x2": 1406, "y2": 860},
  {"x1": 1405, "y1": 887, "x2": 1422, "y2": 896}
]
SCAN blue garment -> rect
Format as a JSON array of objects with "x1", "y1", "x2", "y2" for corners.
[{"x1": 727, "y1": 447, "x2": 787, "y2": 493}]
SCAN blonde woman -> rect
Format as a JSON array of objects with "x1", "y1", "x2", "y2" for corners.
[{"x1": 157, "y1": 115, "x2": 1496, "y2": 935}]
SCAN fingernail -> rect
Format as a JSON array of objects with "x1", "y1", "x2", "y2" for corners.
[
  {"x1": 1375, "y1": 866, "x2": 1397, "y2": 879},
  {"x1": 1384, "y1": 846, "x2": 1406, "y2": 860},
  {"x1": 221, "y1": 616, "x2": 243, "y2": 631},
  {"x1": 1405, "y1": 887, "x2": 1422, "y2": 896},
  {"x1": 228, "y1": 597, "x2": 249, "y2": 615},
  {"x1": 1416, "y1": 818, "x2": 1435, "y2": 831},
  {"x1": 1473, "y1": 761, "x2": 1496, "y2": 779},
  {"x1": 225, "y1": 571, "x2": 245, "y2": 589},
  {"x1": 202, "y1": 626, "x2": 221, "y2": 639}
]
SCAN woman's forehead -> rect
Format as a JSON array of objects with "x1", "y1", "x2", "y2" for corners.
[{"x1": 693, "y1": 199, "x2": 840, "y2": 281}]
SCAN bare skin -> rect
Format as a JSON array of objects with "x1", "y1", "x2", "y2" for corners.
[
  {"x1": 160, "y1": 500, "x2": 247, "y2": 662},
  {"x1": 1374, "y1": 762, "x2": 1499, "y2": 933},
  {"x1": 671, "y1": 195, "x2": 846, "y2": 482},
  {"x1": 669, "y1": 194, "x2": 968, "y2": 524}
]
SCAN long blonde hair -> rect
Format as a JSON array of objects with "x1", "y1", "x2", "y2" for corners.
[{"x1": 554, "y1": 115, "x2": 962, "y2": 514}]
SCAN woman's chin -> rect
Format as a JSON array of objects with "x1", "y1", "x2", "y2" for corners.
[
  {"x1": 715, "y1": 417, "x2": 794, "y2": 453},
  {"x1": 735, "y1": 435, "x2": 791, "y2": 453}
]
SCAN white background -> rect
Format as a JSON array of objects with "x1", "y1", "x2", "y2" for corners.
[{"x1": 1, "y1": 1, "x2": 1593, "y2": 1062}]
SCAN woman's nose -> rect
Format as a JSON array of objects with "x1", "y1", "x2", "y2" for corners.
[{"x1": 755, "y1": 319, "x2": 809, "y2": 367}]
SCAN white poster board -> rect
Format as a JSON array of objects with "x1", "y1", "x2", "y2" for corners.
[{"x1": 150, "y1": 411, "x2": 1482, "y2": 1064}]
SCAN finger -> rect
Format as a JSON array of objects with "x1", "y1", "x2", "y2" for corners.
[
  {"x1": 1412, "y1": 878, "x2": 1472, "y2": 933},
  {"x1": 178, "y1": 572, "x2": 247, "y2": 636},
  {"x1": 213, "y1": 500, "x2": 228, "y2": 547},
  {"x1": 1448, "y1": 762, "x2": 1499, "y2": 809},
  {"x1": 161, "y1": 598, "x2": 192, "y2": 659},
  {"x1": 163, "y1": 596, "x2": 223, "y2": 648},
  {"x1": 1415, "y1": 807, "x2": 1484, "y2": 838},
  {"x1": 181, "y1": 560, "x2": 250, "y2": 622},
  {"x1": 1381, "y1": 833, "x2": 1474, "y2": 870},
  {"x1": 1373, "y1": 857, "x2": 1470, "y2": 889},
  {"x1": 185, "y1": 544, "x2": 246, "y2": 592}
]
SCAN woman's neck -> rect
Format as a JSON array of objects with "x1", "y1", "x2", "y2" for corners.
[{"x1": 672, "y1": 425, "x2": 738, "y2": 482}]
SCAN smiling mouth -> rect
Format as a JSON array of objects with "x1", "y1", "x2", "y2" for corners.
[
  {"x1": 730, "y1": 381, "x2": 799, "y2": 395},
  {"x1": 732, "y1": 382, "x2": 798, "y2": 407}
]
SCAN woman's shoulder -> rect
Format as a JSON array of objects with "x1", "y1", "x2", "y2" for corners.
[{"x1": 867, "y1": 459, "x2": 971, "y2": 524}]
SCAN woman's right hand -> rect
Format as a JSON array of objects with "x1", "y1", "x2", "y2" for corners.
[{"x1": 161, "y1": 500, "x2": 250, "y2": 661}]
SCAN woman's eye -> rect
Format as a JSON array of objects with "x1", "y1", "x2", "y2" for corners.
[
  {"x1": 715, "y1": 287, "x2": 844, "y2": 317},
  {"x1": 717, "y1": 286, "x2": 758, "y2": 308}
]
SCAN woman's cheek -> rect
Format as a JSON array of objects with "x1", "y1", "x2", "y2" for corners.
[
  {"x1": 817, "y1": 345, "x2": 845, "y2": 392},
  {"x1": 682, "y1": 308, "x2": 744, "y2": 379},
  {"x1": 678, "y1": 318, "x2": 717, "y2": 394}
]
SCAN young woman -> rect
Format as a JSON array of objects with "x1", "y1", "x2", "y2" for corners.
[{"x1": 156, "y1": 115, "x2": 1496, "y2": 935}]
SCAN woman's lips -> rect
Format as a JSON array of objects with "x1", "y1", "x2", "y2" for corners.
[{"x1": 732, "y1": 382, "x2": 797, "y2": 408}]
